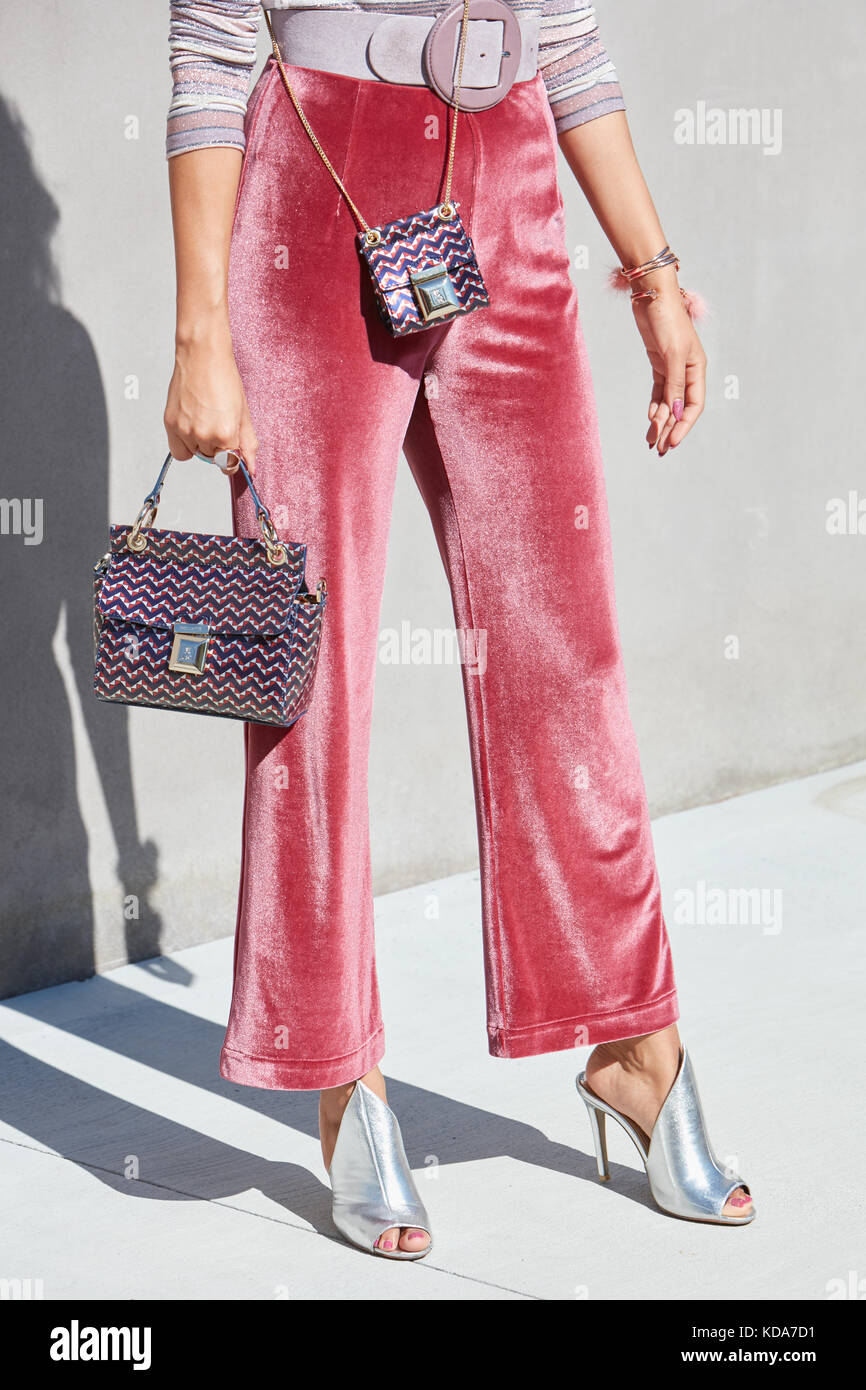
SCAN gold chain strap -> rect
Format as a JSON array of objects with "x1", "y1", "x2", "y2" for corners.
[
  {"x1": 440, "y1": 0, "x2": 471, "y2": 213},
  {"x1": 263, "y1": 0, "x2": 473, "y2": 238}
]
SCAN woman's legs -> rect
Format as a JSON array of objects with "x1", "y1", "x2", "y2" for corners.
[
  {"x1": 224, "y1": 64, "x2": 436, "y2": 1091},
  {"x1": 225, "y1": 59, "x2": 734, "y2": 1238},
  {"x1": 401, "y1": 81, "x2": 678, "y2": 1055},
  {"x1": 398, "y1": 84, "x2": 746, "y2": 1209},
  {"x1": 224, "y1": 64, "x2": 452, "y2": 1252}
]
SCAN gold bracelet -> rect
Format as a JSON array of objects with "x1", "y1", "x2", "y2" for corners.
[
  {"x1": 620, "y1": 245, "x2": 680, "y2": 283},
  {"x1": 630, "y1": 286, "x2": 692, "y2": 308}
]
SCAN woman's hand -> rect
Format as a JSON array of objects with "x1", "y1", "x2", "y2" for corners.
[
  {"x1": 556, "y1": 113, "x2": 708, "y2": 457},
  {"x1": 164, "y1": 316, "x2": 258, "y2": 475},
  {"x1": 631, "y1": 276, "x2": 706, "y2": 456}
]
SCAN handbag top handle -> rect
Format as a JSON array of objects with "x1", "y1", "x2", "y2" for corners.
[{"x1": 125, "y1": 452, "x2": 289, "y2": 566}]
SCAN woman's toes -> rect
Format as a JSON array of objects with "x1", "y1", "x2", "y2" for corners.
[
  {"x1": 722, "y1": 1187, "x2": 754, "y2": 1219},
  {"x1": 376, "y1": 1226, "x2": 400, "y2": 1253},
  {"x1": 398, "y1": 1228, "x2": 430, "y2": 1253}
]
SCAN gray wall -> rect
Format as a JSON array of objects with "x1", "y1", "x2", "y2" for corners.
[{"x1": 1, "y1": 1, "x2": 862, "y2": 996}]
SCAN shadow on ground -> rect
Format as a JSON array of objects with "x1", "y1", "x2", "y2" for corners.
[{"x1": 1, "y1": 975, "x2": 655, "y2": 1237}]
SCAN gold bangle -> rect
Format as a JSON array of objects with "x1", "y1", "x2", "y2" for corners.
[
  {"x1": 630, "y1": 286, "x2": 691, "y2": 308},
  {"x1": 620, "y1": 246, "x2": 680, "y2": 283}
]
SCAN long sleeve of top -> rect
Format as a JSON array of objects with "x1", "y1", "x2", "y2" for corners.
[{"x1": 166, "y1": 1, "x2": 626, "y2": 158}]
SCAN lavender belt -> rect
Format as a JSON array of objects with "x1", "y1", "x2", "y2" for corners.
[{"x1": 266, "y1": 2, "x2": 540, "y2": 110}]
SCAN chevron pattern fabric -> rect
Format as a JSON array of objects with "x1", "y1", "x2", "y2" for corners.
[
  {"x1": 359, "y1": 204, "x2": 489, "y2": 336},
  {"x1": 93, "y1": 523, "x2": 326, "y2": 727}
]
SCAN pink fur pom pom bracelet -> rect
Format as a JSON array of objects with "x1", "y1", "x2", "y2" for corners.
[{"x1": 607, "y1": 265, "x2": 708, "y2": 322}]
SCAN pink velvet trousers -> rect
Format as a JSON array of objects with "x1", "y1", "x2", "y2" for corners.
[{"x1": 221, "y1": 61, "x2": 679, "y2": 1090}]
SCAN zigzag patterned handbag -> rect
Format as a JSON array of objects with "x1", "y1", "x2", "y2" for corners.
[
  {"x1": 358, "y1": 203, "x2": 488, "y2": 336},
  {"x1": 264, "y1": 1, "x2": 489, "y2": 336},
  {"x1": 92, "y1": 453, "x2": 327, "y2": 727}
]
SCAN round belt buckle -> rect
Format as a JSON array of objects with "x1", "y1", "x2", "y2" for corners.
[{"x1": 424, "y1": 0, "x2": 522, "y2": 112}]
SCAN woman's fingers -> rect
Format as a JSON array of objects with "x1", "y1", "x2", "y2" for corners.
[
  {"x1": 194, "y1": 432, "x2": 231, "y2": 459},
  {"x1": 648, "y1": 402, "x2": 668, "y2": 449},
  {"x1": 164, "y1": 410, "x2": 195, "y2": 460},
  {"x1": 646, "y1": 369, "x2": 666, "y2": 446},
  {"x1": 165, "y1": 430, "x2": 244, "y2": 471},
  {"x1": 211, "y1": 423, "x2": 257, "y2": 476},
  {"x1": 193, "y1": 433, "x2": 243, "y2": 473},
  {"x1": 165, "y1": 429, "x2": 193, "y2": 461},
  {"x1": 185, "y1": 416, "x2": 256, "y2": 475},
  {"x1": 654, "y1": 352, "x2": 686, "y2": 454},
  {"x1": 665, "y1": 357, "x2": 706, "y2": 451}
]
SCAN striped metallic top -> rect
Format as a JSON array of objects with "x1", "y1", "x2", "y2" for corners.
[{"x1": 167, "y1": 1, "x2": 625, "y2": 157}]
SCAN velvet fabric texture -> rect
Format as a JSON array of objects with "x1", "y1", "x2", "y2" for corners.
[{"x1": 222, "y1": 62, "x2": 679, "y2": 1090}]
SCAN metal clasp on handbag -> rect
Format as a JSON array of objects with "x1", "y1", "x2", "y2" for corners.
[
  {"x1": 169, "y1": 620, "x2": 211, "y2": 675},
  {"x1": 409, "y1": 262, "x2": 462, "y2": 323}
]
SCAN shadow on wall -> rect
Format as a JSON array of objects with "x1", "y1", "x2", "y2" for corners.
[{"x1": 0, "y1": 95, "x2": 169, "y2": 999}]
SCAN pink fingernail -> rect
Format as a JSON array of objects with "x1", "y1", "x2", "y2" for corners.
[{"x1": 672, "y1": 399, "x2": 684, "y2": 422}]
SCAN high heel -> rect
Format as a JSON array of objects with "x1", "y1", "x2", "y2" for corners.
[
  {"x1": 585, "y1": 1097, "x2": 611, "y2": 1182},
  {"x1": 328, "y1": 1080, "x2": 433, "y2": 1259},
  {"x1": 576, "y1": 1046, "x2": 755, "y2": 1225}
]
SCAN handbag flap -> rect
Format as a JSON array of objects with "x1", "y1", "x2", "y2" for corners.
[
  {"x1": 359, "y1": 206, "x2": 478, "y2": 291},
  {"x1": 98, "y1": 528, "x2": 305, "y2": 637}
]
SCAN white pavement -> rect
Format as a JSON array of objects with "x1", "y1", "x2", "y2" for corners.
[{"x1": 1, "y1": 761, "x2": 864, "y2": 1301}]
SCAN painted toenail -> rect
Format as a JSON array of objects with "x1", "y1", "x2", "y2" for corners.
[{"x1": 381, "y1": 1239, "x2": 394, "y2": 1249}]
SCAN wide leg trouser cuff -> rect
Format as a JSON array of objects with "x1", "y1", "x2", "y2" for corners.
[
  {"x1": 488, "y1": 990, "x2": 680, "y2": 1059},
  {"x1": 219, "y1": 1027, "x2": 386, "y2": 1092}
]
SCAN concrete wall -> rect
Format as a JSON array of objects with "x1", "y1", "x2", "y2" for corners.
[{"x1": 1, "y1": 1, "x2": 862, "y2": 997}]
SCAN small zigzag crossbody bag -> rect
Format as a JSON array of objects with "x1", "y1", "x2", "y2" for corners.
[
  {"x1": 264, "y1": 2, "x2": 489, "y2": 336},
  {"x1": 92, "y1": 453, "x2": 327, "y2": 727}
]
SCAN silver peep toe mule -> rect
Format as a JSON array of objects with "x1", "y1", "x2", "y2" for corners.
[
  {"x1": 328, "y1": 1081, "x2": 433, "y2": 1259},
  {"x1": 576, "y1": 1046, "x2": 755, "y2": 1226}
]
